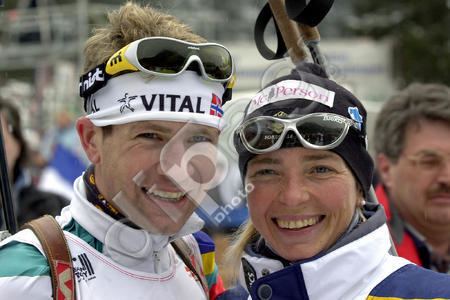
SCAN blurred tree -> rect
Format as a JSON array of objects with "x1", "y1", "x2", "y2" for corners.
[{"x1": 347, "y1": 0, "x2": 449, "y2": 86}]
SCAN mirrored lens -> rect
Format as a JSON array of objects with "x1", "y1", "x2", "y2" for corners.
[
  {"x1": 136, "y1": 39, "x2": 232, "y2": 80},
  {"x1": 296, "y1": 115, "x2": 346, "y2": 146},
  {"x1": 200, "y1": 46, "x2": 233, "y2": 80},
  {"x1": 137, "y1": 39, "x2": 187, "y2": 74},
  {"x1": 242, "y1": 119, "x2": 285, "y2": 150}
]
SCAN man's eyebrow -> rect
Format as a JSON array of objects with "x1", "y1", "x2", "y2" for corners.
[
  {"x1": 184, "y1": 126, "x2": 218, "y2": 136},
  {"x1": 130, "y1": 123, "x2": 173, "y2": 134},
  {"x1": 414, "y1": 149, "x2": 442, "y2": 156}
]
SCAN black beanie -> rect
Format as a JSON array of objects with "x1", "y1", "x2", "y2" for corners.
[{"x1": 234, "y1": 63, "x2": 374, "y2": 197}]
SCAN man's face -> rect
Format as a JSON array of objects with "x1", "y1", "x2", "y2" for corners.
[
  {"x1": 245, "y1": 147, "x2": 361, "y2": 261},
  {"x1": 379, "y1": 119, "x2": 450, "y2": 236},
  {"x1": 80, "y1": 119, "x2": 220, "y2": 235}
]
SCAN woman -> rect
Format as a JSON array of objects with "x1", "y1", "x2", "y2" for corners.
[{"x1": 219, "y1": 64, "x2": 450, "y2": 299}]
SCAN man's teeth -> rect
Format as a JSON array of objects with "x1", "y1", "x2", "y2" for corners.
[
  {"x1": 144, "y1": 188, "x2": 185, "y2": 202},
  {"x1": 276, "y1": 216, "x2": 321, "y2": 229}
]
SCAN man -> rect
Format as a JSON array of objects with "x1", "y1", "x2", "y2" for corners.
[
  {"x1": 374, "y1": 82, "x2": 450, "y2": 273},
  {"x1": 0, "y1": 3, "x2": 232, "y2": 298}
]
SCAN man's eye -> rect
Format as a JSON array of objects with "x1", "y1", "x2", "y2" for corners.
[
  {"x1": 189, "y1": 135, "x2": 213, "y2": 143},
  {"x1": 418, "y1": 157, "x2": 441, "y2": 168}
]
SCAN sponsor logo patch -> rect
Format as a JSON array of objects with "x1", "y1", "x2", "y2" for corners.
[
  {"x1": 348, "y1": 106, "x2": 363, "y2": 130},
  {"x1": 248, "y1": 80, "x2": 335, "y2": 114},
  {"x1": 73, "y1": 253, "x2": 96, "y2": 283},
  {"x1": 112, "y1": 92, "x2": 208, "y2": 114},
  {"x1": 79, "y1": 67, "x2": 105, "y2": 96}
]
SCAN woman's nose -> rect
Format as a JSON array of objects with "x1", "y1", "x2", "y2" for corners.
[{"x1": 278, "y1": 174, "x2": 311, "y2": 207}]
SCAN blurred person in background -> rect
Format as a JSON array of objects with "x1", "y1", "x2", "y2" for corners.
[
  {"x1": 374, "y1": 83, "x2": 450, "y2": 273},
  {"x1": 38, "y1": 110, "x2": 88, "y2": 200},
  {"x1": 0, "y1": 98, "x2": 68, "y2": 227}
]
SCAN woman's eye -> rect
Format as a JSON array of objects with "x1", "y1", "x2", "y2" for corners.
[
  {"x1": 311, "y1": 165, "x2": 333, "y2": 174},
  {"x1": 138, "y1": 132, "x2": 162, "y2": 141},
  {"x1": 251, "y1": 168, "x2": 278, "y2": 177}
]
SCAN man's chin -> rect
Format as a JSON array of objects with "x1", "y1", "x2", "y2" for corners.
[{"x1": 425, "y1": 207, "x2": 450, "y2": 225}]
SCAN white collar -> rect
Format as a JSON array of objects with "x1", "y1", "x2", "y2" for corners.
[
  {"x1": 60, "y1": 175, "x2": 204, "y2": 273},
  {"x1": 239, "y1": 224, "x2": 410, "y2": 299}
]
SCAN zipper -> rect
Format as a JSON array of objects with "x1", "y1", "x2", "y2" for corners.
[{"x1": 153, "y1": 250, "x2": 161, "y2": 273}]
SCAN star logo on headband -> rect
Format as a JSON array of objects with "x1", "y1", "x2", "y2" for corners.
[{"x1": 117, "y1": 92, "x2": 138, "y2": 113}]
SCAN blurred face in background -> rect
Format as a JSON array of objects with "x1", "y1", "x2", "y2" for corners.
[
  {"x1": 378, "y1": 119, "x2": 450, "y2": 237},
  {"x1": 245, "y1": 147, "x2": 361, "y2": 261},
  {"x1": 0, "y1": 111, "x2": 21, "y2": 178}
]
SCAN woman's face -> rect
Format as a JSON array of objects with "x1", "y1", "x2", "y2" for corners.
[{"x1": 245, "y1": 147, "x2": 362, "y2": 261}]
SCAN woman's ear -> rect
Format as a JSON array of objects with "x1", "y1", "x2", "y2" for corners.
[{"x1": 76, "y1": 117, "x2": 101, "y2": 164}]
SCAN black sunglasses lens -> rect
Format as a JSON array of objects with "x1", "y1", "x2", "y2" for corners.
[
  {"x1": 137, "y1": 40, "x2": 187, "y2": 74},
  {"x1": 296, "y1": 115, "x2": 346, "y2": 146},
  {"x1": 200, "y1": 46, "x2": 233, "y2": 80},
  {"x1": 243, "y1": 119, "x2": 285, "y2": 150}
]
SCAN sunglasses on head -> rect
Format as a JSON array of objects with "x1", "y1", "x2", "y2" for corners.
[
  {"x1": 106, "y1": 37, "x2": 233, "y2": 82},
  {"x1": 237, "y1": 113, "x2": 362, "y2": 154},
  {"x1": 79, "y1": 37, "x2": 234, "y2": 99}
]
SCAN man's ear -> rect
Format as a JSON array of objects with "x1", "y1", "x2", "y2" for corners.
[
  {"x1": 76, "y1": 117, "x2": 101, "y2": 164},
  {"x1": 376, "y1": 153, "x2": 394, "y2": 189}
]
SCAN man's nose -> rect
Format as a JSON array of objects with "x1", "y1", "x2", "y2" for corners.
[
  {"x1": 436, "y1": 157, "x2": 450, "y2": 184},
  {"x1": 157, "y1": 140, "x2": 189, "y2": 175}
]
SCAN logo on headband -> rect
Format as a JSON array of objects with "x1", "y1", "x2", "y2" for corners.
[
  {"x1": 112, "y1": 92, "x2": 211, "y2": 114},
  {"x1": 117, "y1": 93, "x2": 137, "y2": 113},
  {"x1": 209, "y1": 93, "x2": 223, "y2": 117},
  {"x1": 79, "y1": 67, "x2": 105, "y2": 95}
]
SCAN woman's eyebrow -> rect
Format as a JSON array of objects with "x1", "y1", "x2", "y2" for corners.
[
  {"x1": 248, "y1": 157, "x2": 280, "y2": 167},
  {"x1": 301, "y1": 153, "x2": 336, "y2": 162}
]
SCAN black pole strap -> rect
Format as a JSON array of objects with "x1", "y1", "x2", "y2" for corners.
[
  {"x1": 254, "y1": 3, "x2": 288, "y2": 60},
  {"x1": 285, "y1": 0, "x2": 334, "y2": 27}
]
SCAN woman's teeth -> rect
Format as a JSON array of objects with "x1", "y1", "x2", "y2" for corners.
[{"x1": 276, "y1": 216, "x2": 321, "y2": 229}]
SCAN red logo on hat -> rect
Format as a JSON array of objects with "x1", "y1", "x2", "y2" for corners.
[{"x1": 210, "y1": 93, "x2": 223, "y2": 117}]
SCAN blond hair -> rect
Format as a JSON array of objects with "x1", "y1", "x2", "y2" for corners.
[
  {"x1": 83, "y1": 2, "x2": 206, "y2": 72},
  {"x1": 224, "y1": 220, "x2": 259, "y2": 285}
]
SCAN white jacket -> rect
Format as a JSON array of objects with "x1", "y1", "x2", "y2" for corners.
[{"x1": 0, "y1": 175, "x2": 208, "y2": 300}]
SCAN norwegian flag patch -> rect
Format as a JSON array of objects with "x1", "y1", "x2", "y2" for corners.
[{"x1": 209, "y1": 93, "x2": 223, "y2": 117}]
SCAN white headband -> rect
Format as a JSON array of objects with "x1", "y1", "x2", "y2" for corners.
[{"x1": 86, "y1": 71, "x2": 226, "y2": 130}]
